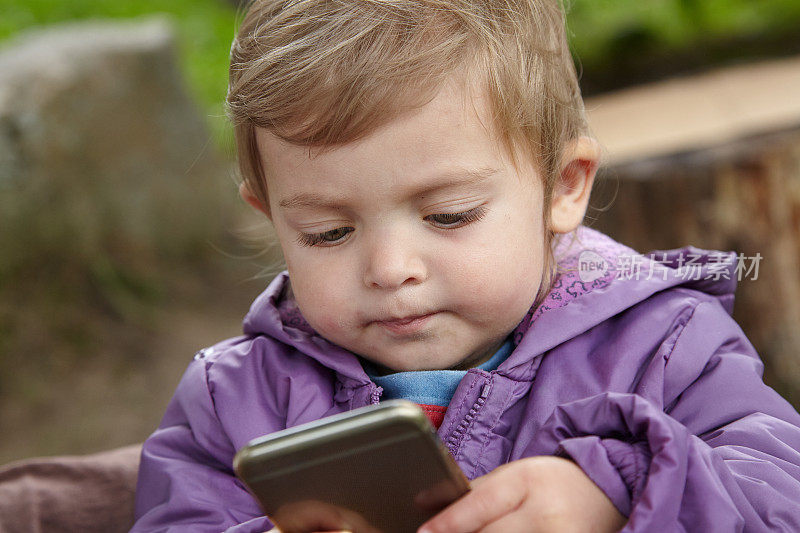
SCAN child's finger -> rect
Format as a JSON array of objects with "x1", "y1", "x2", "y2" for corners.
[
  {"x1": 270, "y1": 499, "x2": 380, "y2": 533},
  {"x1": 477, "y1": 513, "x2": 535, "y2": 533},
  {"x1": 417, "y1": 472, "x2": 525, "y2": 533}
]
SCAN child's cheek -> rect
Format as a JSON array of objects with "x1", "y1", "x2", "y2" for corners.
[
  {"x1": 461, "y1": 257, "x2": 543, "y2": 321},
  {"x1": 315, "y1": 313, "x2": 349, "y2": 337},
  {"x1": 301, "y1": 294, "x2": 346, "y2": 330}
]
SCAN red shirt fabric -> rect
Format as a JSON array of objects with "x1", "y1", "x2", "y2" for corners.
[{"x1": 418, "y1": 403, "x2": 447, "y2": 429}]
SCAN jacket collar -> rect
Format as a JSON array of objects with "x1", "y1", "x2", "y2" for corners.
[
  {"x1": 242, "y1": 272, "x2": 372, "y2": 386},
  {"x1": 501, "y1": 226, "x2": 737, "y2": 379}
]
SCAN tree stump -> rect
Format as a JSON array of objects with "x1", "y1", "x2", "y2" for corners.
[{"x1": 585, "y1": 55, "x2": 800, "y2": 406}]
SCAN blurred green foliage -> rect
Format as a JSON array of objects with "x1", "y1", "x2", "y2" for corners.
[
  {"x1": 2, "y1": 0, "x2": 800, "y2": 144},
  {"x1": 0, "y1": 0, "x2": 239, "y2": 154},
  {"x1": 568, "y1": 0, "x2": 800, "y2": 93},
  {"x1": 568, "y1": 0, "x2": 800, "y2": 65}
]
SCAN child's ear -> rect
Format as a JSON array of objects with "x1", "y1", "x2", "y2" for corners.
[
  {"x1": 549, "y1": 136, "x2": 601, "y2": 234},
  {"x1": 239, "y1": 181, "x2": 271, "y2": 219}
]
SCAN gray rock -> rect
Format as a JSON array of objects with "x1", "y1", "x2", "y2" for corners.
[{"x1": 0, "y1": 18, "x2": 233, "y2": 283}]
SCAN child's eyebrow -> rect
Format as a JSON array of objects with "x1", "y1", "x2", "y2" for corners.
[
  {"x1": 414, "y1": 167, "x2": 499, "y2": 198},
  {"x1": 278, "y1": 166, "x2": 499, "y2": 210},
  {"x1": 278, "y1": 193, "x2": 347, "y2": 211}
]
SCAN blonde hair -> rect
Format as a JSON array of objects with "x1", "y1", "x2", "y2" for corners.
[{"x1": 227, "y1": 0, "x2": 589, "y2": 301}]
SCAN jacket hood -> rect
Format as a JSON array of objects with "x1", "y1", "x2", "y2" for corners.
[
  {"x1": 504, "y1": 227, "x2": 739, "y2": 377},
  {"x1": 242, "y1": 273, "x2": 372, "y2": 385},
  {"x1": 242, "y1": 227, "x2": 740, "y2": 383}
]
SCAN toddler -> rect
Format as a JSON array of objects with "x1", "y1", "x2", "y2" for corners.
[{"x1": 132, "y1": 0, "x2": 800, "y2": 531}]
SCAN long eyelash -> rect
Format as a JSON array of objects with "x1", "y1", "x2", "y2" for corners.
[
  {"x1": 296, "y1": 233, "x2": 325, "y2": 247},
  {"x1": 296, "y1": 227, "x2": 353, "y2": 247},
  {"x1": 431, "y1": 206, "x2": 487, "y2": 227},
  {"x1": 456, "y1": 207, "x2": 486, "y2": 224}
]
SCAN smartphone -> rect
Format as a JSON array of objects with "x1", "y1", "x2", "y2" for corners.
[{"x1": 233, "y1": 400, "x2": 470, "y2": 533}]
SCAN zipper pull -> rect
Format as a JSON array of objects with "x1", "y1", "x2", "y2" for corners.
[
  {"x1": 480, "y1": 382, "x2": 491, "y2": 399},
  {"x1": 370, "y1": 385, "x2": 383, "y2": 404}
]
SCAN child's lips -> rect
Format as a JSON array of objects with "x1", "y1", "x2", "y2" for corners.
[{"x1": 372, "y1": 313, "x2": 436, "y2": 335}]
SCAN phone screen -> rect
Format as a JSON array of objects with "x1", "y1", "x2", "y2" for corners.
[{"x1": 234, "y1": 400, "x2": 469, "y2": 533}]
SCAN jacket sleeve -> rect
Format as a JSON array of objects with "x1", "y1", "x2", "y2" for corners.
[
  {"x1": 131, "y1": 358, "x2": 273, "y2": 532},
  {"x1": 529, "y1": 300, "x2": 800, "y2": 532}
]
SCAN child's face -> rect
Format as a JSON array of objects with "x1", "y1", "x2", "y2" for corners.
[{"x1": 254, "y1": 79, "x2": 564, "y2": 371}]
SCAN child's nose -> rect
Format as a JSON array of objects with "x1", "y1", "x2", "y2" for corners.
[{"x1": 362, "y1": 232, "x2": 427, "y2": 290}]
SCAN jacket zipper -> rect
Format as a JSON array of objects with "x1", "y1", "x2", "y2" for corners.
[
  {"x1": 446, "y1": 380, "x2": 491, "y2": 457},
  {"x1": 369, "y1": 384, "x2": 383, "y2": 405}
]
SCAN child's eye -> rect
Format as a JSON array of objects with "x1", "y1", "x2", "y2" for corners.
[
  {"x1": 425, "y1": 207, "x2": 486, "y2": 229},
  {"x1": 297, "y1": 227, "x2": 354, "y2": 247}
]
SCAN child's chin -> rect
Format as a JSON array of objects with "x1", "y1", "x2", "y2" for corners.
[
  {"x1": 390, "y1": 357, "x2": 462, "y2": 373},
  {"x1": 366, "y1": 354, "x2": 451, "y2": 374}
]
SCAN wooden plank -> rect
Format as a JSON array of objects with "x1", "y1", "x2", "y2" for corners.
[{"x1": 585, "y1": 55, "x2": 800, "y2": 165}]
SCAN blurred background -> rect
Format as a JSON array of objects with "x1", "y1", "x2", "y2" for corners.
[{"x1": 1, "y1": 0, "x2": 800, "y2": 465}]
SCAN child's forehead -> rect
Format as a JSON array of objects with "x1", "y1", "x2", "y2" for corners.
[
  {"x1": 254, "y1": 104, "x2": 544, "y2": 214},
  {"x1": 256, "y1": 76, "x2": 506, "y2": 170},
  {"x1": 267, "y1": 63, "x2": 490, "y2": 142}
]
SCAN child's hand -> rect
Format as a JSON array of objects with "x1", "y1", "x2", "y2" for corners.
[
  {"x1": 418, "y1": 456, "x2": 626, "y2": 533},
  {"x1": 264, "y1": 499, "x2": 380, "y2": 533}
]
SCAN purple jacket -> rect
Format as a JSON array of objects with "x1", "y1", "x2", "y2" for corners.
[{"x1": 133, "y1": 228, "x2": 800, "y2": 532}]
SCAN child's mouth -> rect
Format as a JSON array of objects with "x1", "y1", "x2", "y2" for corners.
[{"x1": 373, "y1": 313, "x2": 436, "y2": 336}]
